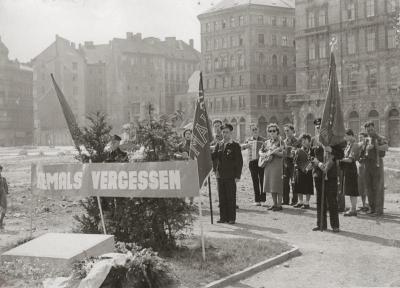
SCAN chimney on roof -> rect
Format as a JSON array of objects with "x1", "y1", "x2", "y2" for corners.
[
  {"x1": 126, "y1": 32, "x2": 134, "y2": 40},
  {"x1": 133, "y1": 33, "x2": 142, "y2": 41},
  {"x1": 189, "y1": 39, "x2": 194, "y2": 48}
]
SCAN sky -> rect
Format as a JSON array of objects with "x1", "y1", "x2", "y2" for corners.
[{"x1": 0, "y1": 0, "x2": 216, "y2": 62}]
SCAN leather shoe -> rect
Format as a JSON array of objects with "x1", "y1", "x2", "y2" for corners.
[
  {"x1": 301, "y1": 204, "x2": 310, "y2": 209},
  {"x1": 344, "y1": 211, "x2": 357, "y2": 217},
  {"x1": 217, "y1": 220, "x2": 226, "y2": 223},
  {"x1": 312, "y1": 226, "x2": 326, "y2": 231},
  {"x1": 332, "y1": 227, "x2": 340, "y2": 233},
  {"x1": 267, "y1": 206, "x2": 275, "y2": 210},
  {"x1": 293, "y1": 203, "x2": 303, "y2": 208},
  {"x1": 228, "y1": 221, "x2": 235, "y2": 224},
  {"x1": 273, "y1": 206, "x2": 283, "y2": 211}
]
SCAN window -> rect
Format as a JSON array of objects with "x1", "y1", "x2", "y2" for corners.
[
  {"x1": 347, "y1": 1, "x2": 356, "y2": 20},
  {"x1": 231, "y1": 76, "x2": 235, "y2": 87},
  {"x1": 239, "y1": 35, "x2": 244, "y2": 46},
  {"x1": 231, "y1": 96, "x2": 238, "y2": 110},
  {"x1": 72, "y1": 73, "x2": 78, "y2": 81},
  {"x1": 239, "y1": 75, "x2": 244, "y2": 86},
  {"x1": 272, "y1": 54, "x2": 278, "y2": 67},
  {"x1": 239, "y1": 16, "x2": 244, "y2": 26},
  {"x1": 230, "y1": 16, "x2": 235, "y2": 27},
  {"x1": 349, "y1": 71, "x2": 358, "y2": 93},
  {"x1": 230, "y1": 55, "x2": 236, "y2": 68},
  {"x1": 257, "y1": 95, "x2": 267, "y2": 106},
  {"x1": 238, "y1": 54, "x2": 244, "y2": 69},
  {"x1": 230, "y1": 36, "x2": 236, "y2": 47},
  {"x1": 389, "y1": 66, "x2": 399, "y2": 88},
  {"x1": 222, "y1": 55, "x2": 228, "y2": 68},
  {"x1": 310, "y1": 73, "x2": 318, "y2": 89},
  {"x1": 214, "y1": 58, "x2": 220, "y2": 70},
  {"x1": 269, "y1": 95, "x2": 274, "y2": 107},
  {"x1": 368, "y1": 110, "x2": 380, "y2": 132},
  {"x1": 222, "y1": 19, "x2": 227, "y2": 29},
  {"x1": 347, "y1": 33, "x2": 356, "y2": 54},
  {"x1": 206, "y1": 40, "x2": 211, "y2": 51},
  {"x1": 206, "y1": 23, "x2": 211, "y2": 32},
  {"x1": 319, "y1": 40, "x2": 326, "y2": 58},
  {"x1": 308, "y1": 11, "x2": 315, "y2": 28},
  {"x1": 259, "y1": 53, "x2": 265, "y2": 65},
  {"x1": 387, "y1": 0, "x2": 397, "y2": 12},
  {"x1": 366, "y1": 0, "x2": 375, "y2": 17},
  {"x1": 282, "y1": 36, "x2": 288, "y2": 46},
  {"x1": 206, "y1": 78, "x2": 210, "y2": 89},
  {"x1": 272, "y1": 75, "x2": 278, "y2": 87},
  {"x1": 388, "y1": 28, "x2": 397, "y2": 49},
  {"x1": 214, "y1": 21, "x2": 219, "y2": 31},
  {"x1": 367, "y1": 30, "x2": 376, "y2": 52},
  {"x1": 283, "y1": 75, "x2": 288, "y2": 88},
  {"x1": 239, "y1": 96, "x2": 245, "y2": 108},
  {"x1": 222, "y1": 37, "x2": 227, "y2": 48},
  {"x1": 258, "y1": 15, "x2": 264, "y2": 24},
  {"x1": 223, "y1": 77, "x2": 227, "y2": 88},
  {"x1": 318, "y1": 9, "x2": 326, "y2": 26},
  {"x1": 282, "y1": 55, "x2": 288, "y2": 67},
  {"x1": 309, "y1": 41, "x2": 316, "y2": 60},
  {"x1": 282, "y1": 16, "x2": 287, "y2": 26},
  {"x1": 263, "y1": 74, "x2": 267, "y2": 84},
  {"x1": 272, "y1": 34, "x2": 277, "y2": 46},
  {"x1": 214, "y1": 78, "x2": 218, "y2": 89},
  {"x1": 258, "y1": 34, "x2": 265, "y2": 45},
  {"x1": 206, "y1": 58, "x2": 212, "y2": 72},
  {"x1": 367, "y1": 67, "x2": 377, "y2": 89},
  {"x1": 72, "y1": 62, "x2": 78, "y2": 70},
  {"x1": 271, "y1": 16, "x2": 277, "y2": 26},
  {"x1": 257, "y1": 74, "x2": 261, "y2": 85},
  {"x1": 214, "y1": 38, "x2": 219, "y2": 50}
]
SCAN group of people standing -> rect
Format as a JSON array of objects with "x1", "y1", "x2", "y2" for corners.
[{"x1": 206, "y1": 117, "x2": 388, "y2": 232}]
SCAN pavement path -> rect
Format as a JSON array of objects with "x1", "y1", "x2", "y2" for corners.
[{"x1": 200, "y1": 192, "x2": 400, "y2": 288}]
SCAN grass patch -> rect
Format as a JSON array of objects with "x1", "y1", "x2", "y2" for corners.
[{"x1": 167, "y1": 237, "x2": 291, "y2": 288}]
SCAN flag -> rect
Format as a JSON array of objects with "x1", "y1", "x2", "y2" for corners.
[
  {"x1": 319, "y1": 52, "x2": 346, "y2": 147},
  {"x1": 189, "y1": 72, "x2": 213, "y2": 188},
  {"x1": 50, "y1": 74, "x2": 83, "y2": 152}
]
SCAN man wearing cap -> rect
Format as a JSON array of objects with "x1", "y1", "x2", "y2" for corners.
[
  {"x1": 363, "y1": 121, "x2": 388, "y2": 216},
  {"x1": 211, "y1": 124, "x2": 243, "y2": 224},
  {"x1": 105, "y1": 135, "x2": 129, "y2": 163},
  {"x1": 0, "y1": 165, "x2": 9, "y2": 229}
]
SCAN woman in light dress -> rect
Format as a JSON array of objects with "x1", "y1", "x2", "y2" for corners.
[{"x1": 259, "y1": 123, "x2": 285, "y2": 211}]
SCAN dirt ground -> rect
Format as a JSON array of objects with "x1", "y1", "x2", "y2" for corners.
[{"x1": 0, "y1": 147, "x2": 400, "y2": 288}]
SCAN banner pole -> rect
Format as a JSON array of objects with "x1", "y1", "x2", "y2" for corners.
[
  {"x1": 97, "y1": 196, "x2": 107, "y2": 235},
  {"x1": 208, "y1": 177, "x2": 213, "y2": 224},
  {"x1": 199, "y1": 196, "x2": 206, "y2": 261},
  {"x1": 30, "y1": 164, "x2": 36, "y2": 239}
]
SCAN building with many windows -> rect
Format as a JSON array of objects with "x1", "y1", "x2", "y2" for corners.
[
  {"x1": 288, "y1": 0, "x2": 400, "y2": 146},
  {"x1": 32, "y1": 34, "x2": 200, "y2": 145},
  {"x1": 198, "y1": 0, "x2": 296, "y2": 141},
  {"x1": 0, "y1": 37, "x2": 33, "y2": 146}
]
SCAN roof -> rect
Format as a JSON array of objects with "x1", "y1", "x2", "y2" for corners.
[
  {"x1": 203, "y1": 0, "x2": 294, "y2": 13},
  {"x1": 80, "y1": 44, "x2": 109, "y2": 64}
]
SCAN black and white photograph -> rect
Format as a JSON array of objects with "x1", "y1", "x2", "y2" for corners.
[{"x1": 0, "y1": 0, "x2": 400, "y2": 287}]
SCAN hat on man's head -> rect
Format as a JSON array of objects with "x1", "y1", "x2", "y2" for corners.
[
  {"x1": 221, "y1": 123, "x2": 234, "y2": 131},
  {"x1": 314, "y1": 118, "x2": 322, "y2": 126},
  {"x1": 111, "y1": 134, "x2": 122, "y2": 141}
]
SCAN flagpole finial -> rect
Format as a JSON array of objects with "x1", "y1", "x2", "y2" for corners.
[{"x1": 330, "y1": 35, "x2": 338, "y2": 53}]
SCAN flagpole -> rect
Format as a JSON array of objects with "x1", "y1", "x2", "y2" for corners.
[
  {"x1": 208, "y1": 176, "x2": 213, "y2": 224},
  {"x1": 199, "y1": 195, "x2": 206, "y2": 261},
  {"x1": 320, "y1": 154, "x2": 326, "y2": 232},
  {"x1": 97, "y1": 196, "x2": 107, "y2": 235}
]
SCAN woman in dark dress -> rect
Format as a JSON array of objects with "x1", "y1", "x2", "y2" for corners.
[
  {"x1": 293, "y1": 134, "x2": 314, "y2": 209},
  {"x1": 340, "y1": 129, "x2": 359, "y2": 216}
]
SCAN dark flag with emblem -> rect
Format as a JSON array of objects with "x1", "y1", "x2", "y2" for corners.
[
  {"x1": 189, "y1": 72, "x2": 213, "y2": 188},
  {"x1": 319, "y1": 52, "x2": 346, "y2": 146},
  {"x1": 50, "y1": 74, "x2": 83, "y2": 153}
]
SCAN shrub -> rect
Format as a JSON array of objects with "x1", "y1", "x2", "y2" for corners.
[{"x1": 74, "y1": 108, "x2": 196, "y2": 251}]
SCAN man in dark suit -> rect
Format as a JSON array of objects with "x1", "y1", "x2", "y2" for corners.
[
  {"x1": 105, "y1": 135, "x2": 129, "y2": 163},
  {"x1": 212, "y1": 124, "x2": 243, "y2": 224}
]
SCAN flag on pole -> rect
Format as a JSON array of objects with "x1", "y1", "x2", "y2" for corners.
[
  {"x1": 189, "y1": 72, "x2": 213, "y2": 188},
  {"x1": 50, "y1": 74, "x2": 83, "y2": 152},
  {"x1": 318, "y1": 52, "x2": 346, "y2": 146}
]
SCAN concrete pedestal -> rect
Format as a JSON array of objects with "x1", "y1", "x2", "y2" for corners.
[{"x1": 1, "y1": 233, "x2": 114, "y2": 272}]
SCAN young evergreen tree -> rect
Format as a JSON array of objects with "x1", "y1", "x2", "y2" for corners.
[{"x1": 74, "y1": 108, "x2": 196, "y2": 251}]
